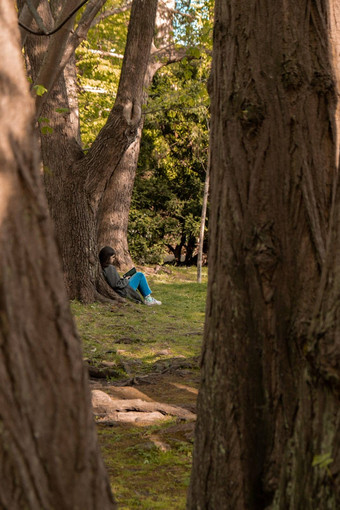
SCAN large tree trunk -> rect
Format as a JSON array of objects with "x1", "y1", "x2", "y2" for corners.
[
  {"x1": 188, "y1": 1, "x2": 339, "y2": 509},
  {"x1": 23, "y1": 0, "x2": 158, "y2": 302},
  {"x1": 97, "y1": 0, "x2": 191, "y2": 268},
  {"x1": 97, "y1": 129, "x2": 142, "y2": 270},
  {"x1": 0, "y1": 2, "x2": 115, "y2": 508}
]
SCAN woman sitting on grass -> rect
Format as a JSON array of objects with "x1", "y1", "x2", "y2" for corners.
[{"x1": 99, "y1": 246, "x2": 162, "y2": 306}]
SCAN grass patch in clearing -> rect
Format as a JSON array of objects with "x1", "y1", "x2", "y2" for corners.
[
  {"x1": 71, "y1": 266, "x2": 207, "y2": 509},
  {"x1": 71, "y1": 266, "x2": 207, "y2": 376},
  {"x1": 98, "y1": 420, "x2": 193, "y2": 510}
]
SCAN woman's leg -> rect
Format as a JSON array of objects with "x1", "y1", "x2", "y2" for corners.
[{"x1": 128, "y1": 272, "x2": 152, "y2": 297}]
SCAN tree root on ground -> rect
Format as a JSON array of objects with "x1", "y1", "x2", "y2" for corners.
[{"x1": 92, "y1": 389, "x2": 196, "y2": 425}]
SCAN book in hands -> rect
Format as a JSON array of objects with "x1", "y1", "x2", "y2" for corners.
[{"x1": 123, "y1": 267, "x2": 137, "y2": 278}]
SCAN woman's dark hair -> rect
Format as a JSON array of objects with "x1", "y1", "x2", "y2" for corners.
[{"x1": 99, "y1": 246, "x2": 115, "y2": 268}]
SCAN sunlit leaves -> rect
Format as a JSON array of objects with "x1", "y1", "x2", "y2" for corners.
[
  {"x1": 33, "y1": 84, "x2": 48, "y2": 96},
  {"x1": 312, "y1": 453, "x2": 333, "y2": 470},
  {"x1": 174, "y1": 0, "x2": 213, "y2": 50},
  {"x1": 76, "y1": 1, "x2": 129, "y2": 146}
]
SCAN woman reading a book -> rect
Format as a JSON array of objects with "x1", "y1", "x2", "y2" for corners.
[{"x1": 99, "y1": 246, "x2": 162, "y2": 306}]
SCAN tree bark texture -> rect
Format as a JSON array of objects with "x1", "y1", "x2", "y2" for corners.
[
  {"x1": 23, "y1": 0, "x2": 158, "y2": 301},
  {"x1": 97, "y1": 129, "x2": 142, "y2": 270},
  {"x1": 0, "y1": 2, "x2": 115, "y2": 508},
  {"x1": 188, "y1": 1, "x2": 339, "y2": 509}
]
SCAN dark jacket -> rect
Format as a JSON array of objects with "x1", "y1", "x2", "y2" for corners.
[{"x1": 103, "y1": 265, "x2": 143, "y2": 303}]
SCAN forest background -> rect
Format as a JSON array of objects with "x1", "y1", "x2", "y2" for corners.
[{"x1": 77, "y1": 0, "x2": 212, "y2": 266}]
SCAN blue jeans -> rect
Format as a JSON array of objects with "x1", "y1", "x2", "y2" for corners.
[{"x1": 128, "y1": 272, "x2": 151, "y2": 298}]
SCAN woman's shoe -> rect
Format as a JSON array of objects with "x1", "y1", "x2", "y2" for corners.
[{"x1": 144, "y1": 295, "x2": 162, "y2": 306}]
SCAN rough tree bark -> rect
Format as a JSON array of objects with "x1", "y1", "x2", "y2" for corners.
[
  {"x1": 97, "y1": 0, "x2": 190, "y2": 268},
  {"x1": 0, "y1": 2, "x2": 115, "y2": 508},
  {"x1": 97, "y1": 129, "x2": 142, "y2": 270},
  {"x1": 188, "y1": 1, "x2": 339, "y2": 509},
  {"x1": 22, "y1": 0, "x2": 158, "y2": 302}
]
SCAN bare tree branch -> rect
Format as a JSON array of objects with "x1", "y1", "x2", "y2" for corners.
[
  {"x1": 25, "y1": 0, "x2": 47, "y2": 33},
  {"x1": 34, "y1": 0, "x2": 107, "y2": 118},
  {"x1": 151, "y1": 43, "x2": 188, "y2": 66},
  {"x1": 87, "y1": 48, "x2": 124, "y2": 59},
  {"x1": 17, "y1": 0, "x2": 51, "y2": 45},
  {"x1": 19, "y1": 0, "x2": 91, "y2": 35}
]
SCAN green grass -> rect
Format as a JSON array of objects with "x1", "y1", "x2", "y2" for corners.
[
  {"x1": 98, "y1": 421, "x2": 193, "y2": 509},
  {"x1": 71, "y1": 266, "x2": 207, "y2": 509},
  {"x1": 71, "y1": 267, "x2": 207, "y2": 377}
]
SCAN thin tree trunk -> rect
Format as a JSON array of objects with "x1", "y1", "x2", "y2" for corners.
[
  {"x1": 188, "y1": 1, "x2": 339, "y2": 508},
  {"x1": 0, "y1": 2, "x2": 115, "y2": 508},
  {"x1": 197, "y1": 151, "x2": 210, "y2": 283}
]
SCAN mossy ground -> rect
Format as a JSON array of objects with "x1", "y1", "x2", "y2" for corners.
[{"x1": 71, "y1": 266, "x2": 207, "y2": 509}]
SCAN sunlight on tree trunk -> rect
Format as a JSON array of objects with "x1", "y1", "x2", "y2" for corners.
[{"x1": 197, "y1": 149, "x2": 210, "y2": 283}]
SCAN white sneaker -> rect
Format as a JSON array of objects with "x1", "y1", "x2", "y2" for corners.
[{"x1": 144, "y1": 295, "x2": 162, "y2": 306}]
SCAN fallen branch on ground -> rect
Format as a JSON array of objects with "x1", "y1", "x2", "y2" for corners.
[{"x1": 92, "y1": 389, "x2": 196, "y2": 424}]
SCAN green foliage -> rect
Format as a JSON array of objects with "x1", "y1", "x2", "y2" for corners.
[
  {"x1": 129, "y1": 53, "x2": 211, "y2": 264},
  {"x1": 76, "y1": 1, "x2": 129, "y2": 147},
  {"x1": 33, "y1": 84, "x2": 48, "y2": 96},
  {"x1": 128, "y1": 210, "x2": 169, "y2": 265},
  {"x1": 312, "y1": 452, "x2": 333, "y2": 471},
  {"x1": 174, "y1": 0, "x2": 214, "y2": 50},
  {"x1": 38, "y1": 116, "x2": 53, "y2": 135}
]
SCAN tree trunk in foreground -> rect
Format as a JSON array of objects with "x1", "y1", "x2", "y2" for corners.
[
  {"x1": 188, "y1": 1, "x2": 339, "y2": 509},
  {"x1": 0, "y1": 2, "x2": 115, "y2": 509}
]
